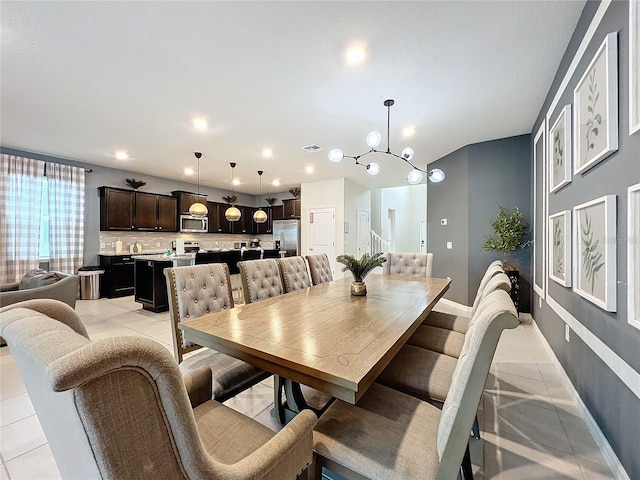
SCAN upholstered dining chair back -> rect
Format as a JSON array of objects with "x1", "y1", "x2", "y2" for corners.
[
  {"x1": 469, "y1": 260, "x2": 505, "y2": 315},
  {"x1": 305, "y1": 254, "x2": 333, "y2": 285},
  {"x1": 0, "y1": 300, "x2": 316, "y2": 480},
  {"x1": 277, "y1": 256, "x2": 312, "y2": 293},
  {"x1": 436, "y1": 289, "x2": 519, "y2": 476},
  {"x1": 165, "y1": 264, "x2": 268, "y2": 400},
  {"x1": 383, "y1": 252, "x2": 433, "y2": 278},
  {"x1": 238, "y1": 259, "x2": 284, "y2": 304},
  {"x1": 165, "y1": 263, "x2": 235, "y2": 362}
]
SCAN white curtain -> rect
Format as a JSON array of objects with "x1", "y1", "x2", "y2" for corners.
[
  {"x1": 0, "y1": 154, "x2": 45, "y2": 284},
  {"x1": 46, "y1": 162, "x2": 85, "y2": 274}
]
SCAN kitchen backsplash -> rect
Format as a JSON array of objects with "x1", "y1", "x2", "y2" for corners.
[{"x1": 99, "y1": 231, "x2": 275, "y2": 254}]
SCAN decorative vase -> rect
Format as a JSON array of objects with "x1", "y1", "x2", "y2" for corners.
[{"x1": 350, "y1": 281, "x2": 367, "y2": 296}]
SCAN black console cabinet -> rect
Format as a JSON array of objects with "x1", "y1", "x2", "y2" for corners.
[{"x1": 134, "y1": 259, "x2": 171, "y2": 312}]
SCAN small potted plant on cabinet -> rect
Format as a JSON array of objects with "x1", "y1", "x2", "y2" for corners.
[{"x1": 481, "y1": 205, "x2": 532, "y2": 312}]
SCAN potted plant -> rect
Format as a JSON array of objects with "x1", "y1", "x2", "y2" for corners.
[
  {"x1": 481, "y1": 205, "x2": 532, "y2": 311},
  {"x1": 336, "y1": 252, "x2": 386, "y2": 296},
  {"x1": 125, "y1": 178, "x2": 146, "y2": 190},
  {"x1": 222, "y1": 195, "x2": 238, "y2": 206},
  {"x1": 289, "y1": 188, "x2": 301, "y2": 199},
  {"x1": 265, "y1": 197, "x2": 277, "y2": 206}
]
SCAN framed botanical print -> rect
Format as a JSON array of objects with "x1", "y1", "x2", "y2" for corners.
[
  {"x1": 573, "y1": 32, "x2": 618, "y2": 175},
  {"x1": 628, "y1": 184, "x2": 640, "y2": 329},
  {"x1": 533, "y1": 122, "x2": 546, "y2": 298},
  {"x1": 549, "y1": 210, "x2": 571, "y2": 287},
  {"x1": 573, "y1": 195, "x2": 617, "y2": 311},
  {"x1": 549, "y1": 104, "x2": 572, "y2": 193},
  {"x1": 630, "y1": 0, "x2": 640, "y2": 135}
]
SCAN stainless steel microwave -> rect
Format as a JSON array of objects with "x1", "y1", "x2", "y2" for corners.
[{"x1": 180, "y1": 215, "x2": 208, "y2": 233}]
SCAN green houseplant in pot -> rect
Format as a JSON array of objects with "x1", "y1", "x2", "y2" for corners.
[
  {"x1": 481, "y1": 205, "x2": 532, "y2": 311},
  {"x1": 336, "y1": 252, "x2": 386, "y2": 296}
]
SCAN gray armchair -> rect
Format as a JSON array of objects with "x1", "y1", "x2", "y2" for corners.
[
  {"x1": 0, "y1": 271, "x2": 78, "y2": 309},
  {"x1": 1, "y1": 299, "x2": 316, "y2": 480}
]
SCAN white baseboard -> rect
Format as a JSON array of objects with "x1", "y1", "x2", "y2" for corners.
[{"x1": 530, "y1": 317, "x2": 630, "y2": 480}]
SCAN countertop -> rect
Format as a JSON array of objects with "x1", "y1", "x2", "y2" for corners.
[{"x1": 131, "y1": 253, "x2": 196, "y2": 262}]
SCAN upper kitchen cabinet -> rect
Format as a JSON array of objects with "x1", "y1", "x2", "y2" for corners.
[
  {"x1": 99, "y1": 187, "x2": 177, "y2": 232},
  {"x1": 282, "y1": 198, "x2": 301, "y2": 218},
  {"x1": 99, "y1": 187, "x2": 134, "y2": 230},
  {"x1": 172, "y1": 190, "x2": 208, "y2": 215}
]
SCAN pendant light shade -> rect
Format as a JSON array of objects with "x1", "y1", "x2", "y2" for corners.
[
  {"x1": 189, "y1": 152, "x2": 208, "y2": 217},
  {"x1": 225, "y1": 206, "x2": 241, "y2": 222},
  {"x1": 253, "y1": 170, "x2": 267, "y2": 224},
  {"x1": 225, "y1": 162, "x2": 241, "y2": 222}
]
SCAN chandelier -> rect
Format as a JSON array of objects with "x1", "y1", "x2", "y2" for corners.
[
  {"x1": 328, "y1": 99, "x2": 445, "y2": 185},
  {"x1": 188, "y1": 152, "x2": 208, "y2": 217}
]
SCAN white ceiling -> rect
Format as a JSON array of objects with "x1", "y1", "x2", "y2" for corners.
[{"x1": 1, "y1": 1, "x2": 585, "y2": 195}]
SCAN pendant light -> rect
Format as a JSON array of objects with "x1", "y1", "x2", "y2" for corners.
[
  {"x1": 225, "y1": 162, "x2": 241, "y2": 222},
  {"x1": 328, "y1": 99, "x2": 445, "y2": 185},
  {"x1": 253, "y1": 170, "x2": 268, "y2": 224},
  {"x1": 188, "y1": 152, "x2": 208, "y2": 217}
]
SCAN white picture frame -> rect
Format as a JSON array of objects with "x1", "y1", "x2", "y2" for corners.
[
  {"x1": 628, "y1": 184, "x2": 640, "y2": 330},
  {"x1": 573, "y1": 32, "x2": 618, "y2": 175},
  {"x1": 533, "y1": 121, "x2": 546, "y2": 299},
  {"x1": 549, "y1": 210, "x2": 572, "y2": 287},
  {"x1": 549, "y1": 104, "x2": 572, "y2": 193},
  {"x1": 631, "y1": 1, "x2": 640, "y2": 135},
  {"x1": 573, "y1": 195, "x2": 617, "y2": 311}
]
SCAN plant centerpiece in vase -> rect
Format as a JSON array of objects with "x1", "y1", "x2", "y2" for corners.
[
  {"x1": 265, "y1": 197, "x2": 277, "y2": 206},
  {"x1": 336, "y1": 252, "x2": 386, "y2": 296},
  {"x1": 481, "y1": 205, "x2": 532, "y2": 311}
]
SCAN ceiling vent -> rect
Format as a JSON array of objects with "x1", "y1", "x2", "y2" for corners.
[{"x1": 302, "y1": 144, "x2": 323, "y2": 153}]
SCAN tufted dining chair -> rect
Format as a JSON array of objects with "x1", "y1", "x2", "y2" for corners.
[
  {"x1": 238, "y1": 259, "x2": 285, "y2": 304},
  {"x1": 383, "y1": 252, "x2": 434, "y2": 278},
  {"x1": 165, "y1": 263, "x2": 269, "y2": 401},
  {"x1": 311, "y1": 289, "x2": 519, "y2": 480},
  {"x1": 305, "y1": 254, "x2": 333, "y2": 285},
  {"x1": 0, "y1": 300, "x2": 316, "y2": 480},
  {"x1": 277, "y1": 256, "x2": 312, "y2": 293}
]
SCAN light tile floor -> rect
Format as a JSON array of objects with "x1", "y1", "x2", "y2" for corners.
[{"x1": 0, "y1": 296, "x2": 618, "y2": 479}]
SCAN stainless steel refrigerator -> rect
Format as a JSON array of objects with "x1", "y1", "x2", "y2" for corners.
[{"x1": 272, "y1": 219, "x2": 300, "y2": 257}]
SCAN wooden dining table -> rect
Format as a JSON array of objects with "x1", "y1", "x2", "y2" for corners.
[{"x1": 180, "y1": 274, "x2": 450, "y2": 420}]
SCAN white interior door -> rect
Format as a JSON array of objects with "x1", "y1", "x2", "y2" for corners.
[
  {"x1": 308, "y1": 206, "x2": 336, "y2": 277},
  {"x1": 356, "y1": 209, "x2": 370, "y2": 256}
]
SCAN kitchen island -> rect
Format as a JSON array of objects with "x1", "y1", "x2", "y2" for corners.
[{"x1": 132, "y1": 254, "x2": 195, "y2": 312}]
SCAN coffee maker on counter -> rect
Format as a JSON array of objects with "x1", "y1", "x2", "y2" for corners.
[{"x1": 249, "y1": 238, "x2": 260, "y2": 248}]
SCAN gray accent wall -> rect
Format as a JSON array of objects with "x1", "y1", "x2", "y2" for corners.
[
  {"x1": 427, "y1": 135, "x2": 532, "y2": 311},
  {"x1": 1, "y1": 146, "x2": 290, "y2": 266},
  {"x1": 531, "y1": 1, "x2": 639, "y2": 477}
]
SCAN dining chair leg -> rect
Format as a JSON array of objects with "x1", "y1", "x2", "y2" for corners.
[{"x1": 461, "y1": 443, "x2": 474, "y2": 480}]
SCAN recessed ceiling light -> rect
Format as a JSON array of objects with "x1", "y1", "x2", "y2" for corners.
[
  {"x1": 262, "y1": 148, "x2": 273, "y2": 157},
  {"x1": 115, "y1": 151, "x2": 129, "y2": 160},
  {"x1": 193, "y1": 118, "x2": 208, "y2": 130},
  {"x1": 272, "y1": 179, "x2": 281, "y2": 187},
  {"x1": 305, "y1": 166, "x2": 314, "y2": 174},
  {"x1": 403, "y1": 125, "x2": 417, "y2": 137},
  {"x1": 232, "y1": 179, "x2": 240, "y2": 186},
  {"x1": 345, "y1": 44, "x2": 367, "y2": 66},
  {"x1": 184, "y1": 167, "x2": 194, "y2": 176}
]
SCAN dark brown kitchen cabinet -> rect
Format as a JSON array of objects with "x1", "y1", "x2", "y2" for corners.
[
  {"x1": 253, "y1": 206, "x2": 273, "y2": 234},
  {"x1": 99, "y1": 187, "x2": 177, "y2": 232},
  {"x1": 232, "y1": 206, "x2": 253, "y2": 234},
  {"x1": 272, "y1": 204, "x2": 285, "y2": 221},
  {"x1": 100, "y1": 188, "x2": 134, "y2": 230},
  {"x1": 282, "y1": 198, "x2": 301, "y2": 218},
  {"x1": 172, "y1": 190, "x2": 208, "y2": 214},
  {"x1": 99, "y1": 255, "x2": 134, "y2": 298},
  {"x1": 217, "y1": 203, "x2": 234, "y2": 233},
  {"x1": 207, "y1": 202, "x2": 222, "y2": 233}
]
